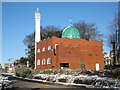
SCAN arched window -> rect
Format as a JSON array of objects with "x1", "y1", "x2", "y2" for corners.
[
  {"x1": 37, "y1": 49, "x2": 40, "y2": 53},
  {"x1": 47, "y1": 58, "x2": 51, "y2": 64},
  {"x1": 48, "y1": 46, "x2": 52, "y2": 50},
  {"x1": 37, "y1": 59, "x2": 40, "y2": 65},
  {"x1": 42, "y1": 59, "x2": 46, "y2": 65},
  {"x1": 42, "y1": 59, "x2": 44, "y2": 65},
  {"x1": 42, "y1": 47, "x2": 46, "y2": 52}
]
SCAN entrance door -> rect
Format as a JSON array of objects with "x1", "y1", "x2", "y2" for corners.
[
  {"x1": 96, "y1": 63, "x2": 99, "y2": 71},
  {"x1": 60, "y1": 63, "x2": 69, "y2": 69}
]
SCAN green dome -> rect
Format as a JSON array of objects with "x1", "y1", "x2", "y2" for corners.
[
  {"x1": 35, "y1": 10, "x2": 40, "y2": 14},
  {"x1": 62, "y1": 25, "x2": 80, "y2": 39}
]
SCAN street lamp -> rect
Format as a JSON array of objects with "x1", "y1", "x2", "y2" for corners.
[{"x1": 27, "y1": 61, "x2": 29, "y2": 68}]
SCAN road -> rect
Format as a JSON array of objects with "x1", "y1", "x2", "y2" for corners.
[
  {"x1": 5, "y1": 75, "x2": 76, "y2": 89},
  {"x1": 2, "y1": 74, "x2": 114, "y2": 90}
]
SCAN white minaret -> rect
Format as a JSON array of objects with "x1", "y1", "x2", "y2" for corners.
[
  {"x1": 35, "y1": 8, "x2": 41, "y2": 42},
  {"x1": 35, "y1": 8, "x2": 41, "y2": 69}
]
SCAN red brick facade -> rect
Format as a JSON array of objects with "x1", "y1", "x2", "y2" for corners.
[{"x1": 36, "y1": 37, "x2": 104, "y2": 70}]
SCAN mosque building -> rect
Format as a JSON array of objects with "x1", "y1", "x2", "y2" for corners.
[{"x1": 35, "y1": 8, "x2": 104, "y2": 70}]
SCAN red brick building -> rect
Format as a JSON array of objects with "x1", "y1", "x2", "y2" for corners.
[
  {"x1": 36, "y1": 37, "x2": 104, "y2": 70},
  {"x1": 34, "y1": 9, "x2": 104, "y2": 70}
]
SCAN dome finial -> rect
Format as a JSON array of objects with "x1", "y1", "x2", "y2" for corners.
[
  {"x1": 70, "y1": 18, "x2": 72, "y2": 25},
  {"x1": 37, "y1": 8, "x2": 39, "y2": 11}
]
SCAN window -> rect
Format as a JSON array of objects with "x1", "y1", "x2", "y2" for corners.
[
  {"x1": 37, "y1": 59, "x2": 40, "y2": 65},
  {"x1": 48, "y1": 46, "x2": 52, "y2": 50},
  {"x1": 42, "y1": 47, "x2": 46, "y2": 52},
  {"x1": 42, "y1": 59, "x2": 46, "y2": 65},
  {"x1": 37, "y1": 49, "x2": 40, "y2": 53},
  {"x1": 47, "y1": 58, "x2": 51, "y2": 64},
  {"x1": 43, "y1": 59, "x2": 46, "y2": 65},
  {"x1": 88, "y1": 54, "x2": 92, "y2": 56}
]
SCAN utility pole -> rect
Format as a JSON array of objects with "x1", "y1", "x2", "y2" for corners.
[
  {"x1": 111, "y1": 41, "x2": 116, "y2": 66},
  {"x1": 118, "y1": 26, "x2": 120, "y2": 64},
  {"x1": 118, "y1": 11, "x2": 120, "y2": 64}
]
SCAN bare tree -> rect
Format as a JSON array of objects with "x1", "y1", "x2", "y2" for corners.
[
  {"x1": 74, "y1": 21, "x2": 103, "y2": 41},
  {"x1": 107, "y1": 12, "x2": 120, "y2": 65},
  {"x1": 23, "y1": 33, "x2": 35, "y2": 68},
  {"x1": 41, "y1": 26, "x2": 62, "y2": 40},
  {"x1": 23, "y1": 26, "x2": 62, "y2": 68},
  {"x1": 107, "y1": 13, "x2": 119, "y2": 47}
]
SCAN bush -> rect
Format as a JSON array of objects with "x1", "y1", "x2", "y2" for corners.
[
  {"x1": 15, "y1": 67, "x2": 32, "y2": 78},
  {"x1": 58, "y1": 79, "x2": 67, "y2": 83},
  {"x1": 43, "y1": 70, "x2": 53, "y2": 74}
]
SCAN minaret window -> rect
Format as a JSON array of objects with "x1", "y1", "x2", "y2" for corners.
[
  {"x1": 37, "y1": 59, "x2": 40, "y2": 65},
  {"x1": 48, "y1": 46, "x2": 52, "y2": 50},
  {"x1": 37, "y1": 49, "x2": 40, "y2": 53},
  {"x1": 42, "y1": 47, "x2": 46, "y2": 52},
  {"x1": 42, "y1": 59, "x2": 46, "y2": 65},
  {"x1": 47, "y1": 58, "x2": 51, "y2": 64}
]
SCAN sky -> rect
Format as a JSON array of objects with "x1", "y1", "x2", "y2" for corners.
[{"x1": 1, "y1": 2, "x2": 118, "y2": 67}]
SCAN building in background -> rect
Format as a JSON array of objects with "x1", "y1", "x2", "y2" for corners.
[
  {"x1": 4, "y1": 63, "x2": 14, "y2": 73},
  {"x1": 35, "y1": 8, "x2": 104, "y2": 70},
  {"x1": 104, "y1": 52, "x2": 111, "y2": 66},
  {"x1": 4, "y1": 59, "x2": 22, "y2": 73}
]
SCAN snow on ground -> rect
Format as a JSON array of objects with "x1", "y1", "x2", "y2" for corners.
[
  {"x1": 32, "y1": 73, "x2": 120, "y2": 88},
  {"x1": 0, "y1": 74, "x2": 12, "y2": 89}
]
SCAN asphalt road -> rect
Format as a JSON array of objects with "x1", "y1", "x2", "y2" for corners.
[
  {"x1": 7, "y1": 75, "x2": 73, "y2": 89},
  {"x1": 4, "y1": 74, "x2": 89, "y2": 90},
  {"x1": 2, "y1": 74, "x2": 115, "y2": 90}
]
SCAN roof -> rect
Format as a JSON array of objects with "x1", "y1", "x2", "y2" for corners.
[{"x1": 62, "y1": 25, "x2": 80, "y2": 39}]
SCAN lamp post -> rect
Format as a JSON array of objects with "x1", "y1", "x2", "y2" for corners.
[
  {"x1": 118, "y1": 25, "x2": 120, "y2": 64},
  {"x1": 27, "y1": 61, "x2": 29, "y2": 68}
]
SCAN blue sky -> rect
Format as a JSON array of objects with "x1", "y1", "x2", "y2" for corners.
[{"x1": 1, "y1": 2, "x2": 118, "y2": 67}]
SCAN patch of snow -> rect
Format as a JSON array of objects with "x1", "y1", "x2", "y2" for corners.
[
  {"x1": 0, "y1": 74, "x2": 12, "y2": 89},
  {"x1": 32, "y1": 73, "x2": 120, "y2": 88}
]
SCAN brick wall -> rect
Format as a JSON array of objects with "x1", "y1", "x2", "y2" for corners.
[{"x1": 36, "y1": 37, "x2": 104, "y2": 70}]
